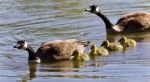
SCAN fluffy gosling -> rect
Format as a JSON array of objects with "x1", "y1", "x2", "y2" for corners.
[
  {"x1": 71, "y1": 49, "x2": 89, "y2": 61},
  {"x1": 101, "y1": 40, "x2": 123, "y2": 52},
  {"x1": 89, "y1": 44, "x2": 109, "y2": 56},
  {"x1": 118, "y1": 36, "x2": 137, "y2": 49}
]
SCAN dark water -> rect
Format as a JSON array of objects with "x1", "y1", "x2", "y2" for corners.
[{"x1": 1, "y1": 0, "x2": 150, "y2": 82}]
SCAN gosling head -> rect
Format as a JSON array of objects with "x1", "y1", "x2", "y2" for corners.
[
  {"x1": 72, "y1": 49, "x2": 80, "y2": 57},
  {"x1": 119, "y1": 37, "x2": 127, "y2": 43},
  {"x1": 85, "y1": 5, "x2": 100, "y2": 14},
  {"x1": 14, "y1": 40, "x2": 28, "y2": 50},
  {"x1": 91, "y1": 44, "x2": 97, "y2": 50},
  {"x1": 101, "y1": 40, "x2": 109, "y2": 47}
]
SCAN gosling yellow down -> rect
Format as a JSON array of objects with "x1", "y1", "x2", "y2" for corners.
[
  {"x1": 89, "y1": 44, "x2": 109, "y2": 56},
  {"x1": 71, "y1": 49, "x2": 89, "y2": 61},
  {"x1": 101, "y1": 40, "x2": 123, "y2": 52},
  {"x1": 119, "y1": 36, "x2": 136, "y2": 49}
]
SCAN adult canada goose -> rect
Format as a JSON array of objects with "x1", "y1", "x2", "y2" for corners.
[
  {"x1": 85, "y1": 5, "x2": 150, "y2": 33},
  {"x1": 101, "y1": 40, "x2": 123, "y2": 52},
  {"x1": 71, "y1": 49, "x2": 89, "y2": 61},
  {"x1": 118, "y1": 36, "x2": 136, "y2": 49},
  {"x1": 89, "y1": 44, "x2": 109, "y2": 56},
  {"x1": 13, "y1": 39, "x2": 90, "y2": 63}
]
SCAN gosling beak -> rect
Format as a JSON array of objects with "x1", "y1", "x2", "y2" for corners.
[
  {"x1": 118, "y1": 39, "x2": 121, "y2": 42},
  {"x1": 100, "y1": 43, "x2": 104, "y2": 46},
  {"x1": 118, "y1": 38, "x2": 123, "y2": 42}
]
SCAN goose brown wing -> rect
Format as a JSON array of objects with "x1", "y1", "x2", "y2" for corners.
[{"x1": 36, "y1": 39, "x2": 90, "y2": 61}]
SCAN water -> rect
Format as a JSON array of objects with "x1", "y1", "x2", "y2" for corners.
[{"x1": 0, "y1": 0, "x2": 150, "y2": 82}]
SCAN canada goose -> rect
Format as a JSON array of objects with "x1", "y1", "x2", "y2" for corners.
[
  {"x1": 71, "y1": 49, "x2": 89, "y2": 61},
  {"x1": 118, "y1": 36, "x2": 136, "y2": 49},
  {"x1": 89, "y1": 44, "x2": 109, "y2": 56},
  {"x1": 13, "y1": 39, "x2": 90, "y2": 63},
  {"x1": 85, "y1": 5, "x2": 150, "y2": 33},
  {"x1": 101, "y1": 40, "x2": 123, "y2": 52}
]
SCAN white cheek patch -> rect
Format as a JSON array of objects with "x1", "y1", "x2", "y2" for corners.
[
  {"x1": 96, "y1": 7, "x2": 100, "y2": 12},
  {"x1": 21, "y1": 41, "x2": 28, "y2": 50}
]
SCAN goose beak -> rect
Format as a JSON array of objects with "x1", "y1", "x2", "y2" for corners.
[
  {"x1": 13, "y1": 44, "x2": 20, "y2": 48},
  {"x1": 13, "y1": 46, "x2": 17, "y2": 48}
]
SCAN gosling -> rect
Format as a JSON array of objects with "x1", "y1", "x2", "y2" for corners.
[
  {"x1": 71, "y1": 49, "x2": 89, "y2": 61},
  {"x1": 118, "y1": 36, "x2": 136, "y2": 49},
  {"x1": 101, "y1": 40, "x2": 123, "y2": 52},
  {"x1": 89, "y1": 44, "x2": 109, "y2": 56}
]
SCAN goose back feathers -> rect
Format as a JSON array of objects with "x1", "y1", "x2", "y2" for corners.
[{"x1": 36, "y1": 39, "x2": 90, "y2": 61}]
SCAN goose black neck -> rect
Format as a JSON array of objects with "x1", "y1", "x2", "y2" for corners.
[
  {"x1": 96, "y1": 12, "x2": 113, "y2": 29},
  {"x1": 25, "y1": 45, "x2": 37, "y2": 60}
]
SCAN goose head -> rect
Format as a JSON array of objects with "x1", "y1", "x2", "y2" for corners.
[
  {"x1": 85, "y1": 5, "x2": 101, "y2": 14},
  {"x1": 14, "y1": 40, "x2": 28, "y2": 50},
  {"x1": 14, "y1": 40, "x2": 40, "y2": 63}
]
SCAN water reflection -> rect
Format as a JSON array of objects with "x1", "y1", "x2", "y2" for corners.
[
  {"x1": 20, "y1": 60, "x2": 107, "y2": 81},
  {"x1": 106, "y1": 32, "x2": 150, "y2": 42},
  {"x1": 39, "y1": 61, "x2": 84, "y2": 72},
  {"x1": 22, "y1": 60, "x2": 88, "y2": 81},
  {"x1": 28, "y1": 63, "x2": 37, "y2": 80}
]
